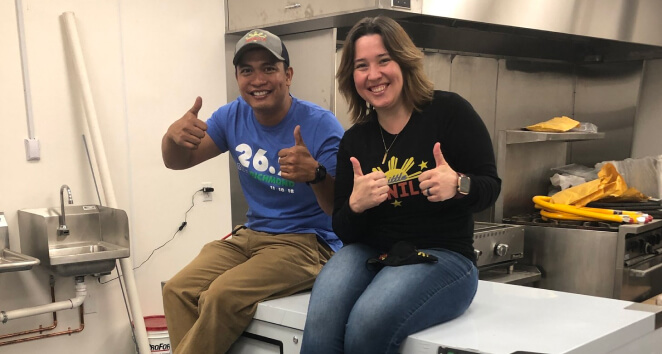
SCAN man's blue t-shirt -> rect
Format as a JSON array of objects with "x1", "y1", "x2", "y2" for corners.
[{"x1": 206, "y1": 95, "x2": 344, "y2": 252}]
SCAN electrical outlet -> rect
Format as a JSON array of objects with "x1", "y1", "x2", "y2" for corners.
[
  {"x1": 202, "y1": 182, "x2": 213, "y2": 202},
  {"x1": 24, "y1": 138, "x2": 41, "y2": 161}
]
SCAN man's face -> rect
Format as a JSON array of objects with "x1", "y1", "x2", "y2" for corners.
[{"x1": 235, "y1": 48, "x2": 293, "y2": 119}]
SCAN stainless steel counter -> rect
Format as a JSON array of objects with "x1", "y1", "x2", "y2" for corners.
[{"x1": 0, "y1": 212, "x2": 39, "y2": 273}]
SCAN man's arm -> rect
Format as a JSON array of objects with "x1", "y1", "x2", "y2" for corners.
[
  {"x1": 278, "y1": 125, "x2": 335, "y2": 215},
  {"x1": 308, "y1": 174, "x2": 335, "y2": 215},
  {"x1": 162, "y1": 97, "x2": 222, "y2": 170}
]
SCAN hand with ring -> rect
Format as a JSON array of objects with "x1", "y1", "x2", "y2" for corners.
[{"x1": 418, "y1": 142, "x2": 459, "y2": 202}]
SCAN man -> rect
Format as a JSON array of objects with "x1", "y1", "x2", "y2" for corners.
[{"x1": 161, "y1": 29, "x2": 344, "y2": 353}]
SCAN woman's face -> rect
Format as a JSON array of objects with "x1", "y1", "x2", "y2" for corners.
[{"x1": 352, "y1": 34, "x2": 404, "y2": 114}]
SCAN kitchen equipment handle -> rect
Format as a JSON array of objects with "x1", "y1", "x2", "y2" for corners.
[{"x1": 629, "y1": 258, "x2": 662, "y2": 278}]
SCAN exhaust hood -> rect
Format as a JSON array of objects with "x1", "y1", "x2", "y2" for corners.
[
  {"x1": 408, "y1": 0, "x2": 662, "y2": 62},
  {"x1": 421, "y1": 0, "x2": 662, "y2": 48},
  {"x1": 228, "y1": 0, "x2": 662, "y2": 63}
]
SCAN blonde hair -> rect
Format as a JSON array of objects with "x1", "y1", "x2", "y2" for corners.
[{"x1": 337, "y1": 16, "x2": 434, "y2": 124}]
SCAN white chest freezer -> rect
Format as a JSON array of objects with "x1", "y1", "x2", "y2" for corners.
[{"x1": 229, "y1": 281, "x2": 662, "y2": 354}]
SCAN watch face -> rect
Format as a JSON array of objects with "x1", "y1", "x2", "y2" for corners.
[
  {"x1": 458, "y1": 175, "x2": 470, "y2": 194},
  {"x1": 317, "y1": 165, "x2": 327, "y2": 179},
  {"x1": 308, "y1": 164, "x2": 327, "y2": 184}
]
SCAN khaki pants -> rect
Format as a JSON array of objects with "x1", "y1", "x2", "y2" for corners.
[{"x1": 162, "y1": 227, "x2": 333, "y2": 354}]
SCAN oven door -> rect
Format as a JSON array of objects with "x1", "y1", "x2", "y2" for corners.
[{"x1": 621, "y1": 252, "x2": 662, "y2": 302}]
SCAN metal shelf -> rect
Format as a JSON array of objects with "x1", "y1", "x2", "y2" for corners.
[
  {"x1": 0, "y1": 249, "x2": 40, "y2": 273},
  {"x1": 495, "y1": 129, "x2": 607, "y2": 221},
  {"x1": 504, "y1": 130, "x2": 606, "y2": 145},
  {"x1": 479, "y1": 264, "x2": 541, "y2": 286}
]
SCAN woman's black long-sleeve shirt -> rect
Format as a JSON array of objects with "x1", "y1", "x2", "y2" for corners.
[{"x1": 332, "y1": 91, "x2": 501, "y2": 262}]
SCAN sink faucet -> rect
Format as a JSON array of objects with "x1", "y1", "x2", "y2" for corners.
[{"x1": 57, "y1": 185, "x2": 73, "y2": 236}]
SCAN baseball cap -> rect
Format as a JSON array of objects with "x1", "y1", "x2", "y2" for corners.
[{"x1": 233, "y1": 29, "x2": 290, "y2": 66}]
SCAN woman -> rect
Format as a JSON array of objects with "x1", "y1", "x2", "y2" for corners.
[{"x1": 300, "y1": 16, "x2": 501, "y2": 354}]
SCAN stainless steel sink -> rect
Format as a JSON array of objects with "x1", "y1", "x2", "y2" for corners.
[
  {"x1": 49, "y1": 240, "x2": 128, "y2": 263},
  {"x1": 50, "y1": 243, "x2": 109, "y2": 257},
  {"x1": 18, "y1": 205, "x2": 130, "y2": 277}
]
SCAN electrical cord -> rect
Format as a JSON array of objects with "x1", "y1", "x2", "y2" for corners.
[
  {"x1": 99, "y1": 188, "x2": 210, "y2": 284},
  {"x1": 92, "y1": 188, "x2": 213, "y2": 350}
]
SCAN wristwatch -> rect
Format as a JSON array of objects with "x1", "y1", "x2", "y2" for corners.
[
  {"x1": 306, "y1": 164, "x2": 327, "y2": 185},
  {"x1": 457, "y1": 173, "x2": 470, "y2": 195}
]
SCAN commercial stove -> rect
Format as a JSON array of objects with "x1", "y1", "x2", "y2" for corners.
[
  {"x1": 473, "y1": 222, "x2": 524, "y2": 267},
  {"x1": 503, "y1": 214, "x2": 662, "y2": 302},
  {"x1": 473, "y1": 222, "x2": 540, "y2": 285}
]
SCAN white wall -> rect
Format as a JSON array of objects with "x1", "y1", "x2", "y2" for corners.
[{"x1": 0, "y1": 1, "x2": 230, "y2": 353}]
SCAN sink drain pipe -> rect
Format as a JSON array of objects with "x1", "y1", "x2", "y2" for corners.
[
  {"x1": 2, "y1": 277, "x2": 86, "y2": 324},
  {"x1": 60, "y1": 11, "x2": 150, "y2": 354}
]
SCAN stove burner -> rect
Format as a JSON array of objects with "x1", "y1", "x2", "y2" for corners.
[{"x1": 503, "y1": 213, "x2": 620, "y2": 232}]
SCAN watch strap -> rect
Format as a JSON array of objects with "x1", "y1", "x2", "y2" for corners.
[{"x1": 306, "y1": 164, "x2": 327, "y2": 185}]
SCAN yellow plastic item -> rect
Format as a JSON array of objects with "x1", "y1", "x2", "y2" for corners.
[
  {"x1": 526, "y1": 116, "x2": 580, "y2": 132},
  {"x1": 533, "y1": 161, "x2": 652, "y2": 224},
  {"x1": 550, "y1": 163, "x2": 629, "y2": 207}
]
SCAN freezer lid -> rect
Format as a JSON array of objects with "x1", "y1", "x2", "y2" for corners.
[{"x1": 402, "y1": 281, "x2": 658, "y2": 354}]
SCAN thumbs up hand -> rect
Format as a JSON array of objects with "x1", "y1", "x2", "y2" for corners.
[
  {"x1": 418, "y1": 142, "x2": 458, "y2": 202},
  {"x1": 278, "y1": 125, "x2": 318, "y2": 183},
  {"x1": 166, "y1": 96, "x2": 208, "y2": 150},
  {"x1": 293, "y1": 124, "x2": 306, "y2": 147},
  {"x1": 348, "y1": 157, "x2": 389, "y2": 213}
]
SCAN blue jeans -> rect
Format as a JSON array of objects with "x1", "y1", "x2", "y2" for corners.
[{"x1": 300, "y1": 243, "x2": 478, "y2": 354}]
